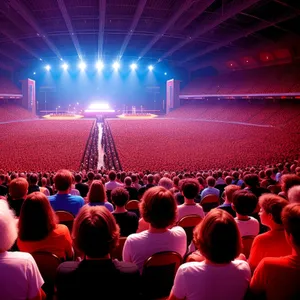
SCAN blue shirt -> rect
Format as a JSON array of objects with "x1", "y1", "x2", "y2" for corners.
[
  {"x1": 200, "y1": 187, "x2": 220, "y2": 200},
  {"x1": 49, "y1": 193, "x2": 85, "y2": 216},
  {"x1": 88, "y1": 202, "x2": 114, "y2": 212}
]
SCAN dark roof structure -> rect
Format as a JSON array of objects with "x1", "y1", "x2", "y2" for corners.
[{"x1": 0, "y1": 0, "x2": 299, "y2": 73}]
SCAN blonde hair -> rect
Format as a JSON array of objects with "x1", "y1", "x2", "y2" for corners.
[{"x1": 0, "y1": 200, "x2": 17, "y2": 251}]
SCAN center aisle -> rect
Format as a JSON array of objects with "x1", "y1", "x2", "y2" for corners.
[{"x1": 97, "y1": 123, "x2": 105, "y2": 169}]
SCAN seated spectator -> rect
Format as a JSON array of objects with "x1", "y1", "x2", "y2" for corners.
[
  {"x1": 49, "y1": 169, "x2": 84, "y2": 216},
  {"x1": 232, "y1": 190, "x2": 259, "y2": 237},
  {"x1": 177, "y1": 179, "x2": 205, "y2": 221},
  {"x1": 231, "y1": 171, "x2": 244, "y2": 187},
  {"x1": 124, "y1": 176, "x2": 138, "y2": 200},
  {"x1": 170, "y1": 176, "x2": 180, "y2": 194},
  {"x1": 0, "y1": 200, "x2": 45, "y2": 300},
  {"x1": 74, "y1": 173, "x2": 89, "y2": 198},
  {"x1": 218, "y1": 184, "x2": 240, "y2": 217},
  {"x1": 288, "y1": 185, "x2": 300, "y2": 203},
  {"x1": 248, "y1": 194, "x2": 291, "y2": 272},
  {"x1": 145, "y1": 174, "x2": 156, "y2": 190},
  {"x1": 39, "y1": 178, "x2": 50, "y2": 196},
  {"x1": 70, "y1": 175, "x2": 80, "y2": 196},
  {"x1": 0, "y1": 174, "x2": 8, "y2": 196},
  {"x1": 123, "y1": 186, "x2": 186, "y2": 273},
  {"x1": 169, "y1": 210, "x2": 250, "y2": 300},
  {"x1": 158, "y1": 177, "x2": 173, "y2": 191},
  {"x1": 105, "y1": 170, "x2": 123, "y2": 191},
  {"x1": 112, "y1": 187, "x2": 138, "y2": 237},
  {"x1": 225, "y1": 175, "x2": 233, "y2": 185},
  {"x1": 250, "y1": 203, "x2": 300, "y2": 299},
  {"x1": 260, "y1": 168, "x2": 277, "y2": 188},
  {"x1": 28, "y1": 173, "x2": 40, "y2": 194},
  {"x1": 56, "y1": 206, "x2": 140, "y2": 299},
  {"x1": 17, "y1": 192, "x2": 73, "y2": 260},
  {"x1": 8, "y1": 177, "x2": 28, "y2": 217},
  {"x1": 131, "y1": 173, "x2": 141, "y2": 190},
  {"x1": 87, "y1": 180, "x2": 114, "y2": 212},
  {"x1": 244, "y1": 174, "x2": 269, "y2": 198},
  {"x1": 200, "y1": 176, "x2": 220, "y2": 199},
  {"x1": 86, "y1": 171, "x2": 95, "y2": 186},
  {"x1": 278, "y1": 174, "x2": 300, "y2": 199}
]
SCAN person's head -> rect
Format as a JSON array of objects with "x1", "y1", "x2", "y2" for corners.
[
  {"x1": 0, "y1": 174, "x2": 5, "y2": 184},
  {"x1": 232, "y1": 190, "x2": 258, "y2": 216},
  {"x1": 147, "y1": 174, "x2": 154, "y2": 184},
  {"x1": 288, "y1": 185, "x2": 300, "y2": 204},
  {"x1": 158, "y1": 177, "x2": 173, "y2": 190},
  {"x1": 232, "y1": 171, "x2": 239, "y2": 180},
  {"x1": 54, "y1": 169, "x2": 73, "y2": 192},
  {"x1": 206, "y1": 176, "x2": 216, "y2": 187},
  {"x1": 9, "y1": 177, "x2": 28, "y2": 199},
  {"x1": 0, "y1": 200, "x2": 17, "y2": 252},
  {"x1": 193, "y1": 209, "x2": 241, "y2": 264},
  {"x1": 281, "y1": 174, "x2": 300, "y2": 194},
  {"x1": 224, "y1": 185, "x2": 241, "y2": 203},
  {"x1": 18, "y1": 192, "x2": 57, "y2": 241},
  {"x1": 243, "y1": 174, "x2": 259, "y2": 188},
  {"x1": 265, "y1": 168, "x2": 273, "y2": 178},
  {"x1": 173, "y1": 176, "x2": 180, "y2": 187},
  {"x1": 75, "y1": 174, "x2": 82, "y2": 183},
  {"x1": 181, "y1": 179, "x2": 200, "y2": 200},
  {"x1": 87, "y1": 171, "x2": 95, "y2": 181},
  {"x1": 131, "y1": 174, "x2": 138, "y2": 183},
  {"x1": 87, "y1": 180, "x2": 106, "y2": 203},
  {"x1": 108, "y1": 170, "x2": 117, "y2": 181},
  {"x1": 225, "y1": 176, "x2": 233, "y2": 185},
  {"x1": 140, "y1": 186, "x2": 177, "y2": 229},
  {"x1": 282, "y1": 203, "x2": 300, "y2": 249},
  {"x1": 111, "y1": 187, "x2": 129, "y2": 207},
  {"x1": 259, "y1": 194, "x2": 288, "y2": 228},
  {"x1": 29, "y1": 173, "x2": 38, "y2": 185},
  {"x1": 72, "y1": 205, "x2": 119, "y2": 258},
  {"x1": 124, "y1": 176, "x2": 132, "y2": 187}
]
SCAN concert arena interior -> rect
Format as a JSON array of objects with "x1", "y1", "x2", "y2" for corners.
[{"x1": 1, "y1": 0, "x2": 300, "y2": 299}]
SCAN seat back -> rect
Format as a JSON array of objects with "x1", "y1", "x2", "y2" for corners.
[
  {"x1": 177, "y1": 214, "x2": 203, "y2": 246},
  {"x1": 142, "y1": 251, "x2": 182, "y2": 299},
  {"x1": 111, "y1": 237, "x2": 127, "y2": 261},
  {"x1": 31, "y1": 251, "x2": 62, "y2": 297},
  {"x1": 242, "y1": 235, "x2": 255, "y2": 259},
  {"x1": 125, "y1": 200, "x2": 140, "y2": 218},
  {"x1": 200, "y1": 194, "x2": 219, "y2": 213},
  {"x1": 267, "y1": 185, "x2": 281, "y2": 195},
  {"x1": 56, "y1": 210, "x2": 75, "y2": 232}
]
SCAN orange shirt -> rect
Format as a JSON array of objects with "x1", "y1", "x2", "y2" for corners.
[
  {"x1": 248, "y1": 229, "x2": 292, "y2": 272},
  {"x1": 250, "y1": 255, "x2": 300, "y2": 299},
  {"x1": 17, "y1": 224, "x2": 73, "y2": 260}
]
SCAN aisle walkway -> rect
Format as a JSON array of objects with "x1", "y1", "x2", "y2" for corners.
[{"x1": 97, "y1": 123, "x2": 105, "y2": 169}]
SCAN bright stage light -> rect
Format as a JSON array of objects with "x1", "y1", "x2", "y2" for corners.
[
  {"x1": 61, "y1": 63, "x2": 69, "y2": 70},
  {"x1": 45, "y1": 65, "x2": 51, "y2": 71},
  {"x1": 148, "y1": 65, "x2": 154, "y2": 71},
  {"x1": 130, "y1": 63, "x2": 138, "y2": 70},
  {"x1": 112, "y1": 61, "x2": 120, "y2": 71},
  {"x1": 78, "y1": 61, "x2": 87, "y2": 71},
  {"x1": 96, "y1": 61, "x2": 104, "y2": 70},
  {"x1": 85, "y1": 102, "x2": 115, "y2": 113},
  {"x1": 164, "y1": 72, "x2": 167, "y2": 75}
]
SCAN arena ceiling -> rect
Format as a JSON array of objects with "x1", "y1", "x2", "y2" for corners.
[{"x1": 0, "y1": 0, "x2": 299, "y2": 73}]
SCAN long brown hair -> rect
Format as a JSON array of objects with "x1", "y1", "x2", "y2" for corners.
[
  {"x1": 18, "y1": 192, "x2": 57, "y2": 241},
  {"x1": 87, "y1": 180, "x2": 106, "y2": 203}
]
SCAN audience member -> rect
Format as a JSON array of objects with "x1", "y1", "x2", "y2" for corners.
[
  {"x1": 169, "y1": 210, "x2": 250, "y2": 300},
  {"x1": 105, "y1": 170, "x2": 123, "y2": 191},
  {"x1": 124, "y1": 176, "x2": 138, "y2": 200},
  {"x1": 177, "y1": 179, "x2": 205, "y2": 221},
  {"x1": 232, "y1": 190, "x2": 260, "y2": 237},
  {"x1": 218, "y1": 184, "x2": 240, "y2": 217},
  {"x1": 131, "y1": 173, "x2": 141, "y2": 190},
  {"x1": 56, "y1": 206, "x2": 140, "y2": 299},
  {"x1": 74, "y1": 174, "x2": 89, "y2": 198},
  {"x1": 0, "y1": 174, "x2": 8, "y2": 196},
  {"x1": 0, "y1": 200, "x2": 45, "y2": 300},
  {"x1": 200, "y1": 176, "x2": 220, "y2": 199},
  {"x1": 49, "y1": 169, "x2": 84, "y2": 216},
  {"x1": 123, "y1": 186, "x2": 186, "y2": 273},
  {"x1": 288, "y1": 185, "x2": 300, "y2": 203},
  {"x1": 28, "y1": 173, "x2": 40, "y2": 194},
  {"x1": 243, "y1": 174, "x2": 269, "y2": 198},
  {"x1": 39, "y1": 177, "x2": 50, "y2": 196},
  {"x1": 144, "y1": 174, "x2": 156, "y2": 190},
  {"x1": 232, "y1": 171, "x2": 244, "y2": 187},
  {"x1": 8, "y1": 177, "x2": 28, "y2": 217},
  {"x1": 248, "y1": 194, "x2": 291, "y2": 272},
  {"x1": 17, "y1": 192, "x2": 73, "y2": 260},
  {"x1": 279, "y1": 174, "x2": 300, "y2": 199},
  {"x1": 112, "y1": 187, "x2": 138, "y2": 236},
  {"x1": 87, "y1": 180, "x2": 114, "y2": 212},
  {"x1": 250, "y1": 203, "x2": 300, "y2": 298},
  {"x1": 158, "y1": 177, "x2": 173, "y2": 191}
]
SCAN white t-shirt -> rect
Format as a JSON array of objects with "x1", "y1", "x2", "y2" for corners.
[
  {"x1": 235, "y1": 216, "x2": 260, "y2": 237},
  {"x1": 172, "y1": 260, "x2": 251, "y2": 300},
  {"x1": 123, "y1": 226, "x2": 187, "y2": 273},
  {"x1": 0, "y1": 251, "x2": 44, "y2": 300},
  {"x1": 177, "y1": 203, "x2": 205, "y2": 222},
  {"x1": 105, "y1": 181, "x2": 123, "y2": 191}
]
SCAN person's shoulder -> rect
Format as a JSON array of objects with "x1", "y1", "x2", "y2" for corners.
[
  {"x1": 232, "y1": 259, "x2": 251, "y2": 270},
  {"x1": 5, "y1": 251, "x2": 33, "y2": 261},
  {"x1": 48, "y1": 194, "x2": 56, "y2": 201},
  {"x1": 170, "y1": 226, "x2": 186, "y2": 236},
  {"x1": 260, "y1": 255, "x2": 291, "y2": 267},
  {"x1": 249, "y1": 216, "x2": 259, "y2": 223},
  {"x1": 113, "y1": 259, "x2": 139, "y2": 275},
  {"x1": 127, "y1": 211, "x2": 138, "y2": 219},
  {"x1": 57, "y1": 261, "x2": 80, "y2": 275},
  {"x1": 55, "y1": 224, "x2": 70, "y2": 234},
  {"x1": 69, "y1": 195, "x2": 84, "y2": 202},
  {"x1": 177, "y1": 261, "x2": 206, "y2": 274}
]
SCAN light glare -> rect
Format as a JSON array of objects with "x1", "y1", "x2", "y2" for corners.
[
  {"x1": 96, "y1": 61, "x2": 104, "y2": 70},
  {"x1": 112, "y1": 61, "x2": 120, "y2": 70},
  {"x1": 78, "y1": 61, "x2": 87, "y2": 71},
  {"x1": 45, "y1": 65, "x2": 51, "y2": 71},
  {"x1": 62, "y1": 63, "x2": 69, "y2": 70},
  {"x1": 148, "y1": 65, "x2": 154, "y2": 71},
  {"x1": 130, "y1": 63, "x2": 138, "y2": 70}
]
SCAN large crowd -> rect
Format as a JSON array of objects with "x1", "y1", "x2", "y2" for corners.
[{"x1": 1, "y1": 163, "x2": 300, "y2": 299}]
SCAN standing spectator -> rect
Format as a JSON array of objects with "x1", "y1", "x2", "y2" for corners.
[
  {"x1": 232, "y1": 190, "x2": 260, "y2": 237},
  {"x1": 250, "y1": 203, "x2": 300, "y2": 299},
  {"x1": 112, "y1": 187, "x2": 138, "y2": 237},
  {"x1": 200, "y1": 176, "x2": 220, "y2": 200},
  {"x1": 124, "y1": 177, "x2": 138, "y2": 200},
  {"x1": 177, "y1": 179, "x2": 205, "y2": 221},
  {"x1": 8, "y1": 177, "x2": 28, "y2": 217},
  {"x1": 49, "y1": 169, "x2": 84, "y2": 216},
  {"x1": 218, "y1": 185, "x2": 241, "y2": 217},
  {"x1": 0, "y1": 174, "x2": 8, "y2": 196},
  {"x1": 28, "y1": 173, "x2": 40, "y2": 194},
  {"x1": 87, "y1": 180, "x2": 114, "y2": 212},
  {"x1": 0, "y1": 200, "x2": 45, "y2": 300},
  {"x1": 105, "y1": 170, "x2": 123, "y2": 191},
  {"x1": 123, "y1": 186, "x2": 186, "y2": 273},
  {"x1": 248, "y1": 194, "x2": 291, "y2": 272},
  {"x1": 75, "y1": 174, "x2": 89, "y2": 198}
]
